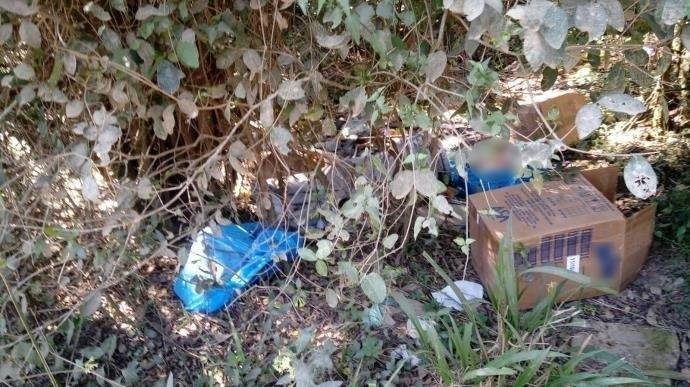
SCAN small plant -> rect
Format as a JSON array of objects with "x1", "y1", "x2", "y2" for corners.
[{"x1": 391, "y1": 232, "x2": 673, "y2": 385}]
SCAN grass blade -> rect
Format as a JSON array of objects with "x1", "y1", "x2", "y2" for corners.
[
  {"x1": 485, "y1": 349, "x2": 566, "y2": 369},
  {"x1": 463, "y1": 366, "x2": 516, "y2": 382},
  {"x1": 519, "y1": 266, "x2": 617, "y2": 294}
]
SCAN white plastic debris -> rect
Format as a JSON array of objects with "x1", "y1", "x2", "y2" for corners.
[
  {"x1": 405, "y1": 318, "x2": 436, "y2": 340},
  {"x1": 391, "y1": 344, "x2": 420, "y2": 367},
  {"x1": 431, "y1": 280, "x2": 484, "y2": 311}
]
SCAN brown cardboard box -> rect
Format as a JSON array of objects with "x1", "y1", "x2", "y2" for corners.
[
  {"x1": 468, "y1": 167, "x2": 656, "y2": 309},
  {"x1": 514, "y1": 90, "x2": 586, "y2": 146}
]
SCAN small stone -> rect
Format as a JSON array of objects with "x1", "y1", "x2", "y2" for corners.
[{"x1": 649, "y1": 286, "x2": 662, "y2": 296}]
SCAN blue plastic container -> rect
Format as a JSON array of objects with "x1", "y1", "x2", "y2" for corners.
[{"x1": 173, "y1": 223, "x2": 302, "y2": 314}]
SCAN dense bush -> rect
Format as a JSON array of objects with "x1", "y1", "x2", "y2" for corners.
[{"x1": 0, "y1": 0, "x2": 688, "y2": 384}]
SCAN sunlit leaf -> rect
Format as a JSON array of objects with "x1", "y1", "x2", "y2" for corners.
[
  {"x1": 18, "y1": 85, "x2": 35, "y2": 105},
  {"x1": 414, "y1": 169, "x2": 445, "y2": 198},
  {"x1": 161, "y1": 104, "x2": 175, "y2": 137},
  {"x1": 81, "y1": 169, "x2": 99, "y2": 203},
  {"x1": 390, "y1": 170, "x2": 414, "y2": 199},
  {"x1": 18, "y1": 20, "x2": 40, "y2": 48},
  {"x1": 599, "y1": 0, "x2": 625, "y2": 31},
  {"x1": 66, "y1": 100, "x2": 84, "y2": 118},
  {"x1": 271, "y1": 126, "x2": 293, "y2": 154},
  {"x1": 424, "y1": 51, "x2": 447, "y2": 83},
  {"x1": 316, "y1": 32, "x2": 351, "y2": 49},
  {"x1": 325, "y1": 288, "x2": 338, "y2": 308},
  {"x1": 0, "y1": 24, "x2": 13, "y2": 44},
  {"x1": 277, "y1": 80, "x2": 305, "y2": 100},
  {"x1": 382, "y1": 234, "x2": 398, "y2": 249},
  {"x1": 659, "y1": 0, "x2": 684, "y2": 25},
  {"x1": 84, "y1": 2, "x2": 111, "y2": 21},
  {"x1": 80, "y1": 290, "x2": 102, "y2": 316},
  {"x1": 360, "y1": 272, "x2": 387, "y2": 304},
  {"x1": 63, "y1": 52, "x2": 77, "y2": 75},
  {"x1": 575, "y1": 103, "x2": 603, "y2": 139},
  {"x1": 242, "y1": 49, "x2": 262, "y2": 73},
  {"x1": 177, "y1": 98, "x2": 198, "y2": 119},
  {"x1": 260, "y1": 98, "x2": 274, "y2": 128},
  {"x1": 624, "y1": 156, "x2": 657, "y2": 199},
  {"x1": 597, "y1": 93, "x2": 646, "y2": 115},
  {"x1": 315, "y1": 260, "x2": 328, "y2": 276},
  {"x1": 541, "y1": 4, "x2": 568, "y2": 49},
  {"x1": 137, "y1": 177, "x2": 154, "y2": 200},
  {"x1": 0, "y1": 0, "x2": 38, "y2": 16},
  {"x1": 463, "y1": 0, "x2": 485, "y2": 21},
  {"x1": 574, "y1": 2, "x2": 608, "y2": 41},
  {"x1": 443, "y1": 0, "x2": 464, "y2": 13},
  {"x1": 135, "y1": 4, "x2": 172, "y2": 20},
  {"x1": 432, "y1": 195, "x2": 454, "y2": 215},
  {"x1": 12, "y1": 63, "x2": 34, "y2": 80}
]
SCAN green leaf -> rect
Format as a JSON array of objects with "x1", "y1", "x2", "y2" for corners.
[
  {"x1": 344, "y1": 14, "x2": 361, "y2": 44},
  {"x1": 80, "y1": 346, "x2": 105, "y2": 360},
  {"x1": 337, "y1": 261, "x2": 359, "y2": 284},
  {"x1": 485, "y1": 349, "x2": 566, "y2": 369},
  {"x1": 541, "y1": 67, "x2": 558, "y2": 90},
  {"x1": 176, "y1": 40, "x2": 199, "y2": 69},
  {"x1": 298, "y1": 247, "x2": 318, "y2": 262},
  {"x1": 157, "y1": 60, "x2": 183, "y2": 94},
  {"x1": 80, "y1": 290, "x2": 102, "y2": 317},
  {"x1": 424, "y1": 51, "x2": 447, "y2": 83},
  {"x1": 315, "y1": 240, "x2": 333, "y2": 260},
  {"x1": 325, "y1": 288, "x2": 338, "y2": 308},
  {"x1": 271, "y1": 126, "x2": 293, "y2": 155},
  {"x1": 0, "y1": 0, "x2": 38, "y2": 15},
  {"x1": 382, "y1": 234, "x2": 398, "y2": 249},
  {"x1": 575, "y1": 103, "x2": 603, "y2": 139},
  {"x1": 519, "y1": 266, "x2": 617, "y2": 294},
  {"x1": 277, "y1": 80, "x2": 305, "y2": 100},
  {"x1": 376, "y1": 0, "x2": 395, "y2": 19},
  {"x1": 13, "y1": 63, "x2": 35, "y2": 80},
  {"x1": 0, "y1": 23, "x2": 12, "y2": 44},
  {"x1": 360, "y1": 272, "x2": 387, "y2": 304},
  {"x1": 297, "y1": 0, "x2": 308, "y2": 14},
  {"x1": 643, "y1": 370, "x2": 690, "y2": 380},
  {"x1": 84, "y1": 2, "x2": 112, "y2": 21},
  {"x1": 413, "y1": 216, "x2": 424, "y2": 239},
  {"x1": 315, "y1": 260, "x2": 328, "y2": 276},
  {"x1": 390, "y1": 170, "x2": 414, "y2": 199},
  {"x1": 18, "y1": 20, "x2": 41, "y2": 48},
  {"x1": 463, "y1": 367, "x2": 515, "y2": 382}
]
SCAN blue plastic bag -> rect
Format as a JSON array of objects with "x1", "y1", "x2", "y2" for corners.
[{"x1": 173, "y1": 223, "x2": 302, "y2": 314}]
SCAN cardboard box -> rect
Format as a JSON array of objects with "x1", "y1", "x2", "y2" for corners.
[
  {"x1": 514, "y1": 90, "x2": 586, "y2": 146},
  {"x1": 468, "y1": 167, "x2": 656, "y2": 309}
]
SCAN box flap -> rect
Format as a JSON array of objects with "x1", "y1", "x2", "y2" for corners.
[
  {"x1": 580, "y1": 166, "x2": 619, "y2": 202},
  {"x1": 468, "y1": 175, "x2": 624, "y2": 241},
  {"x1": 622, "y1": 204, "x2": 656, "y2": 286}
]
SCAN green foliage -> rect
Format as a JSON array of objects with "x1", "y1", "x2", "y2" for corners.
[{"x1": 0, "y1": 0, "x2": 687, "y2": 384}]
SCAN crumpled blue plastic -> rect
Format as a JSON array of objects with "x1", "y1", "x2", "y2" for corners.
[{"x1": 173, "y1": 222, "x2": 302, "y2": 314}]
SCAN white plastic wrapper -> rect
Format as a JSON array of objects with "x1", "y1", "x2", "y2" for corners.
[{"x1": 431, "y1": 280, "x2": 484, "y2": 311}]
